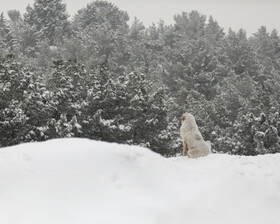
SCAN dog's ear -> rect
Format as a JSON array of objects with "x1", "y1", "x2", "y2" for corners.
[{"x1": 182, "y1": 114, "x2": 186, "y2": 121}]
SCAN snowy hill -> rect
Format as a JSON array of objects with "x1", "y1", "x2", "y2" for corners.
[{"x1": 0, "y1": 138, "x2": 279, "y2": 224}]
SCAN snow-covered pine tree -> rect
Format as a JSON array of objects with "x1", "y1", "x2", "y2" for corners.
[
  {"x1": 113, "y1": 72, "x2": 171, "y2": 153},
  {"x1": 264, "y1": 125, "x2": 280, "y2": 153},
  {"x1": 225, "y1": 29, "x2": 259, "y2": 78},
  {"x1": 39, "y1": 60, "x2": 86, "y2": 140},
  {"x1": 0, "y1": 13, "x2": 18, "y2": 57},
  {"x1": 174, "y1": 11, "x2": 206, "y2": 39},
  {"x1": 250, "y1": 27, "x2": 280, "y2": 71},
  {"x1": 47, "y1": 60, "x2": 87, "y2": 117},
  {"x1": 82, "y1": 64, "x2": 120, "y2": 142},
  {"x1": 24, "y1": 0, "x2": 70, "y2": 45},
  {"x1": 73, "y1": 0, "x2": 129, "y2": 32},
  {"x1": 55, "y1": 114, "x2": 73, "y2": 138},
  {"x1": 231, "y1": 113, "x2": 257, "y2": 155},
  {"x1": 70, "y1": 1, "x2": 130, "y2": 70},
  {"x1": 0, "y1": 56, "x2": 34, "y2": 146}
]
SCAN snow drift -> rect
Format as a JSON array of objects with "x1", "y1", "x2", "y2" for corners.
[{"x1": 0, "y1": 138, "x2": 280, "y2": 224}]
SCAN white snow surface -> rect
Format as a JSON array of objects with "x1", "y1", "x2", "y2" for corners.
[{"x1": 0, "y1": 138, "x2": 280, "y2": 224}]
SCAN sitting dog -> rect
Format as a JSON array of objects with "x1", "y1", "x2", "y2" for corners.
[{"x1": 180, "y1": 112, "x2": 211, "y2": 158}]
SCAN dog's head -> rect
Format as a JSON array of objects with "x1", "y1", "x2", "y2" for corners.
[
  {"x1": 181, "y1": 112, "x2": 198, "y2": 130},
  {"x1": 181, "y1": 112, "x2": 191, "y2": 122}
]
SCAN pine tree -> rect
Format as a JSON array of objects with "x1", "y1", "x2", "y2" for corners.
[
  {"x1": 0, "y1": 56, "x2": 34, "y2": 146},
  {"x1": 205, "y1": 15, "x2": 225, "y2": 44},
  {"x1": 225, "y1": 29, "x2": 259, "y2": 78},
  {"x1": 264, "y1": 125, "x2": 280, "y2": 153},
  {"x1": 113, "y1": 72, "x2": 170, "y2": 153},
  {"x1": 0, "y1": 13, "x2": 17, "y2": 57},
  {"x1": 174, "y1": 11, "x2": 206, "y2": 39},
  {"x1": 24, "y1": 0, "x2": 70, "y2": 45},
  {"x1": 231, "y1": 113, "x2": 257, "y2": 155},
  {"x1": 80, "y1": 64, "x2": 118, "y2": 141},
  {"x1": 73, "y1": 0, "x2": 129, "y2": 31},
  {"x1": 47, "y1": 60, "x2": 87, "y2": 118},
  {"x1": 70, "y1": 0, "x2": 130, "y2": 69},
  {"x1": 55, "y1": 114, "x2": 73, "y2": 138}
]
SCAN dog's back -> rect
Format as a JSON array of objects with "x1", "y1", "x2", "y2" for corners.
[{"x1": 187, "y1": 134, "x2": 211, "y2": 158}]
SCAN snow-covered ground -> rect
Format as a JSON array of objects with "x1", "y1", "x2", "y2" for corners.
[{"x1": 0, "y1": 138, "x2": 279, "y2": 224}]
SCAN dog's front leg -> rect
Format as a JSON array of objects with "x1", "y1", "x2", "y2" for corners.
[{"x1": 183, "y1": 141, "x2": 187, "y2": 156}]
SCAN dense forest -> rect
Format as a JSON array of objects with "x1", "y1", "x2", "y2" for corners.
[{"x1": 1, "y1": 0, "x2": 280, "y2": 156}]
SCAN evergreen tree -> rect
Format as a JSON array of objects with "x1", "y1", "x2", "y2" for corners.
[
  {"x1": 225, "y1": 29, "x2": 259, "y2": 78},
  {"x1": 24, "y1": 0, "x2": 70, "y2": 45},
  {"x1": 71, "y1": 0, "x2": 130, "y2": 69},
  {"x1": 0, "y1": 56, "x2": 34, "y2": 146},
  {"x1": 0, "y1": 13, "x2": 17, "y2": 57},
  {"x1": 174, "y1": 11, "x2": 206, "y2": 39},
  {"x1": 73, "y1": 0, "x2": 129, "y2": 31},
  {"x1": 114, "y1": 72, "x2": 170, "y2": 153},
  {"x1": 204, "y1": 15, "x2": 225, "y2": 44},
  {"x1": 46, "y1": 60, "x2": 87, "y2": 118}
]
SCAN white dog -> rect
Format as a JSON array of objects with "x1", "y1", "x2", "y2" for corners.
[{"x1": 180, "y1": 112, "x2": 211, "y2": 158}]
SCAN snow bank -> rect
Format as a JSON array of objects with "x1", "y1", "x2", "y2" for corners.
[{"x1": 0, "y1": 138, "x2": 279, "y2": 224}]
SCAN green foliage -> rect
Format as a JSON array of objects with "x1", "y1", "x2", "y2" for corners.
[
  {"x1": 24, "y1": 0, "x2": 70, "y2": 45},
  {"x1": 0, "y1": 13, "x2": 18, "y2": 57},
  {"x1": 70, "y1": 1, "x2": 129, "y2": 69},
  {"x1": 73, "y1": 0, "x2": 129, "y2": 31},
  {"x1": 1, "y1": 2, "x2": 280, "y2": 156}
]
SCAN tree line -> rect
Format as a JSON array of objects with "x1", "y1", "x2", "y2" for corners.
[{"x1": 1, "y1": 0, "x2": 280, "y2": 156}]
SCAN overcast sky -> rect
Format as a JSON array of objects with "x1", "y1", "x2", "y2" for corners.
[{"x1": 1, "y1": 0, "x2": 280, "y2": 36}]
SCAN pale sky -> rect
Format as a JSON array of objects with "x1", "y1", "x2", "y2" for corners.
[{"x1": 1, "y1": 0, "x2": 280, "y2": 36}]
